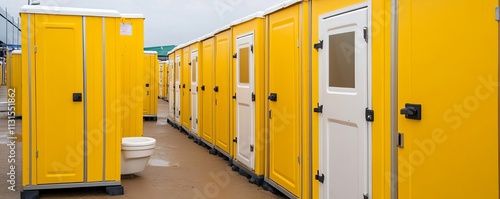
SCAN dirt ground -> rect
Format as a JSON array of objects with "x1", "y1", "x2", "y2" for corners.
[{"x1": 0, "y1": 90, "x2": 283, "y2": 199}]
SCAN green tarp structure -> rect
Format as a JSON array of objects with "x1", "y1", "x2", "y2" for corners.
[{"x1": 144, "y1": 45, "x2": 176, "y2": 60}]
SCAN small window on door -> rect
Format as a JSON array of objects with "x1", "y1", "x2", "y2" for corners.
[
  {"x1": 175, "y1": 62, "x2": 180, "y2": 81},
  {"x1": 192, "y1": 58, "x2": 197, "y2": 82},
  {"x1": 239, "y1": 47, "x2": 250, "y2": 84},
  {"x1": 329, "y1": 32, "x2": 355, "y2": 88}
]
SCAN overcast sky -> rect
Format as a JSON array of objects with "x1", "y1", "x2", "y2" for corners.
[{"x1": 2, "y1": 0, "x2": 285, "y2": 47}]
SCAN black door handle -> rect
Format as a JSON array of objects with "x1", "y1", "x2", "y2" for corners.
[
  {"x1": 73, "y1": 93, "x2": 82, "y2": 102},
  {"x1": 214, "y1": 86, "x2": 219, "y2": 92},
  {"x1": 201, "y1": 85, "x2": 205, "y2": 91},
  {"x1": 400, "y1": 103, "x2": 422, "y2": 120},
  {"x1": 268, "y1": 93, "x2": 277, "y2": 102}
]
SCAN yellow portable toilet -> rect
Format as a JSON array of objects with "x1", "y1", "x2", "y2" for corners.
[
  {"x1": 7, "y1": 50, "x2": 22, "y2": 119},
  {"x1": 213, "y1": 25, "x2": 233, "y2": 160},
  {"x1": 229, "y1": 11, "x2": 266, "y2": 186},
  {"x1": 310, "y1": 0, "x2": 499, "y2": 199},
  {"x1": 264, "y1": 0, "x2": 311, "y2": 198},
  {"x1": 120, "y1": 13, "x2": 145, "y2": 137},
  {"x1": 159, "y1": 60, "x2": 164, "y2": 99},
  {"x1": 167, "y1": 51, "x2": 176, "y2": 125},
  {"x1": 199, "y1": 32, "x2": 216, "y2": 153},
  {"x1": 20, "y1": 5, "x2": 124, "y2": 197},
  {"x1": 143, "y1": 51, "x2": 159, "y2": 121},
  {"x1": 181, "y1": 43, "x2": 192, "y2": 134}
]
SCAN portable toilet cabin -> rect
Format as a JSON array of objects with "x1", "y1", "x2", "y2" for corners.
[
  {"x1": 7, "y1": 50, "x2": 22, "y2": 119},
  {"x1": 189, "y1": 40, "x2": 202, "y2": 140},
  {"x1": 167, "y1": 50, "x2": 176, "y2": 124},
  {"x1": 181, "y1": 43, "x2": 193, "y2": 134},
  {"x1": 173, "y1": 46, "x2": 184, "y2": 127},
  {"x1": 158, "y1": 60, "x2": 164, "y2": 99},
  {"x1": 120, "y1": 13, "x2": 145, "y2": 137},
  {"x1": 213, "y1": 25, "x2": 233, "y2": 160},
  {"x1": 20, "y1": 5, "x2": 124, "y2": 197},
  {"x1": 143, "y1": 51, "x2": 159, "y2": 121},
  {"x1": 229, "y1": 11, "x2": 266, "y2": 186},
  {"x1": 199, "y1": 32, "x2": 216, "y2": 152}
]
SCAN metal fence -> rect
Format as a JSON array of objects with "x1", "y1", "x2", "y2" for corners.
[{"x1": 0, "y1": 6, "x2": 21, "y2": 48}]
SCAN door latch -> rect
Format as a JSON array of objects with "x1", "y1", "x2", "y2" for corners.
[
  {"x1": 73, "y1": 93, "x2": 82, "y2": 102},
  {"x1": 400, "y1": 103, "x2": 422, "y2": 120},
  {"x1": 250, "y1": 145, "x2": 254, "y2": 152},
  {"x1": 252, "y1": 93, "x2": 255, "y2": 101},
  {"x1": 268, "y1": 93, "x2": 277, "y2": 102},
  {"x1": 314, "y1": 103, "x2": 323, "y2": 113},
  {"x1": 232, "y1": 93, "x2": 236, "y2": 99},
  {"x1": 315, "y1": 170, "x2": 325, "y2": 183},
  {"x1": 233, "y1": 137, "x2": 238, "y2": 143},
  {"x1": 365, "y1": 108, "x2": 374, "y2": 122},
  {"x1": 201, "y1": 85, "x2": 205, "y2": 91},
  {"x1": 214, "y1": 86, "x2": 219, "y2": 92}
]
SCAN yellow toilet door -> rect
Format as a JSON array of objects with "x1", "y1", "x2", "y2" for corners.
[
  {"x1": 144, "y1": 55, "x2": 152, "y2": 115},
  {"x1": 397, "y1": 1, "x2": 499, "y2": 198},
  {"x1": 35, "y1": 15, "x2": 84, "y2": 184},
  {"x1": 267, "y1": 6, "x2": 301, "y2": 196}
]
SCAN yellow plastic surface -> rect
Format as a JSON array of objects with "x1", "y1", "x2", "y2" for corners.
[
  {"x1": 7, "y1": 51, "x2": 22, "y2": 117},
  {"x1": 143, "y1": 52, "x2": 158, "y2": 116},
  {"x1": 214, "y1": 30, "x2": 232, "y2": 156},
  {"x1": 201, "y1": 38, "x2": 215, "y2": 145},
  {"x1": 120, "y1": 16, "x2": 144, "y2": 137},
  {"x1": 181, "y1": 46, "x2": 192, "y2": 130}
]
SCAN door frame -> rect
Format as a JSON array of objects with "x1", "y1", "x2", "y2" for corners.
[
  {"x1": 191, "y1": 49, "x2": 199, "y2": 135},
  {"x1": 318, "y1": 2, "x2": 372, "y2": 198}
]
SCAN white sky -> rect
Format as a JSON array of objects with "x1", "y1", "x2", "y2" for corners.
[{"x1": 1, "y1": 0, "x2": 285, "y2": 46}]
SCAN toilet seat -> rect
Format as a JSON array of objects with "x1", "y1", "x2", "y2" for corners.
[{"x1": 122, "y1": 137, "x2": 156, "y2": 151}]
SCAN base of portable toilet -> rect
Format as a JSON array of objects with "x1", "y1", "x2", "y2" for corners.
[{"x1": 20, "y1": 184, "x2": 124, "y2": 199}]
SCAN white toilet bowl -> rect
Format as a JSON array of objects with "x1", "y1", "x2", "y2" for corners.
[{"x1": 121, "y1": 137, "x2": 156, "y2": 175}]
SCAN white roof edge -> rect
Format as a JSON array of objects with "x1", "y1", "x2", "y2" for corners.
[
  {"x1": 20, "y1": 5, "x2": 121, "y2": 17},
  {"x1": 214, "y1": 25, "x2": 231, "y2": 35},
  {"x1": 198, "y1": 32, "x2": 215, "y2": 42},
  {"x1": 160, "y1": 61, "x2": 168, "y2": 63},
  {"x1": 12, "y1": 50, "x2": 21, "y2": 54},
  {"x1": 121, "y1": 13, "x2": 145, "y2": 19},
  {"x1": 144, "y1": 51, "x2": 158, "y2": 54},
  {"x1": 230, "y1": 11, "x2": 265, "y2": 26},
  {"x1": 264, "y1": 0, "x2": 303, "y2": 15}
]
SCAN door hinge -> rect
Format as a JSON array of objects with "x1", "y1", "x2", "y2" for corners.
[
  {"x1": 298, "y1": 156, "x2": 300, "y2": 164},
  {"x1": 364, "y1": 193, "x2": 369, "y2": 199},
  {"x1": 196, "y1": 86, "x2": 198, "y2": 92},
  {"x1": 196, "y1": 119, "x2": 198, "y2": 124},
  {"x1": 268, "y1": 110, "x2": 272, "y2": 119},
  {"x1": 179, "y1": 110, "x2": 181, "y2": 115},
  {"x1": 250, "y1": 145, "x2": 254, "y2": 152},
  {"x1": 34, "y1": 46, "x2": 37, "y2": 53},
  {"x1": 314, "y1": 103, "x2": 323, "y2": 113},
  {"x1": 189, "y1": 62, "x2": 192, "y2": 66},
  {"x1": 363, "y1": 27, "x2": 368, "y2": 42},
  {"x1": 313, "y1": 40, "x2": 323, "y2": 50},
  {"x1": 365, "y1": 108, "x2": 374, "y2": 122},
  {"x1": 232, "y1": 53, "x2": 237, "y2": 58},
  {"x1": 36, "y1": 151, "x2": 39, "y2": 158},
  {"x1": 315, "y1": 170, "x2": 324, "y2": 183},
  {"x1": 251, "y1": 92, "x2": 255, "y2": 101},
  {"x1": 233, "y1": 137, "x2": 238, "y2": 143},
  {"x1": 496, "y1": 6, "x2": 500, "y2": 21},
  {"x1": 251, "y1": 45, "x2": 254, "y2": 53},
  {"x1": 397, "y1": 133, "x2": 404, "y2": 148}
]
